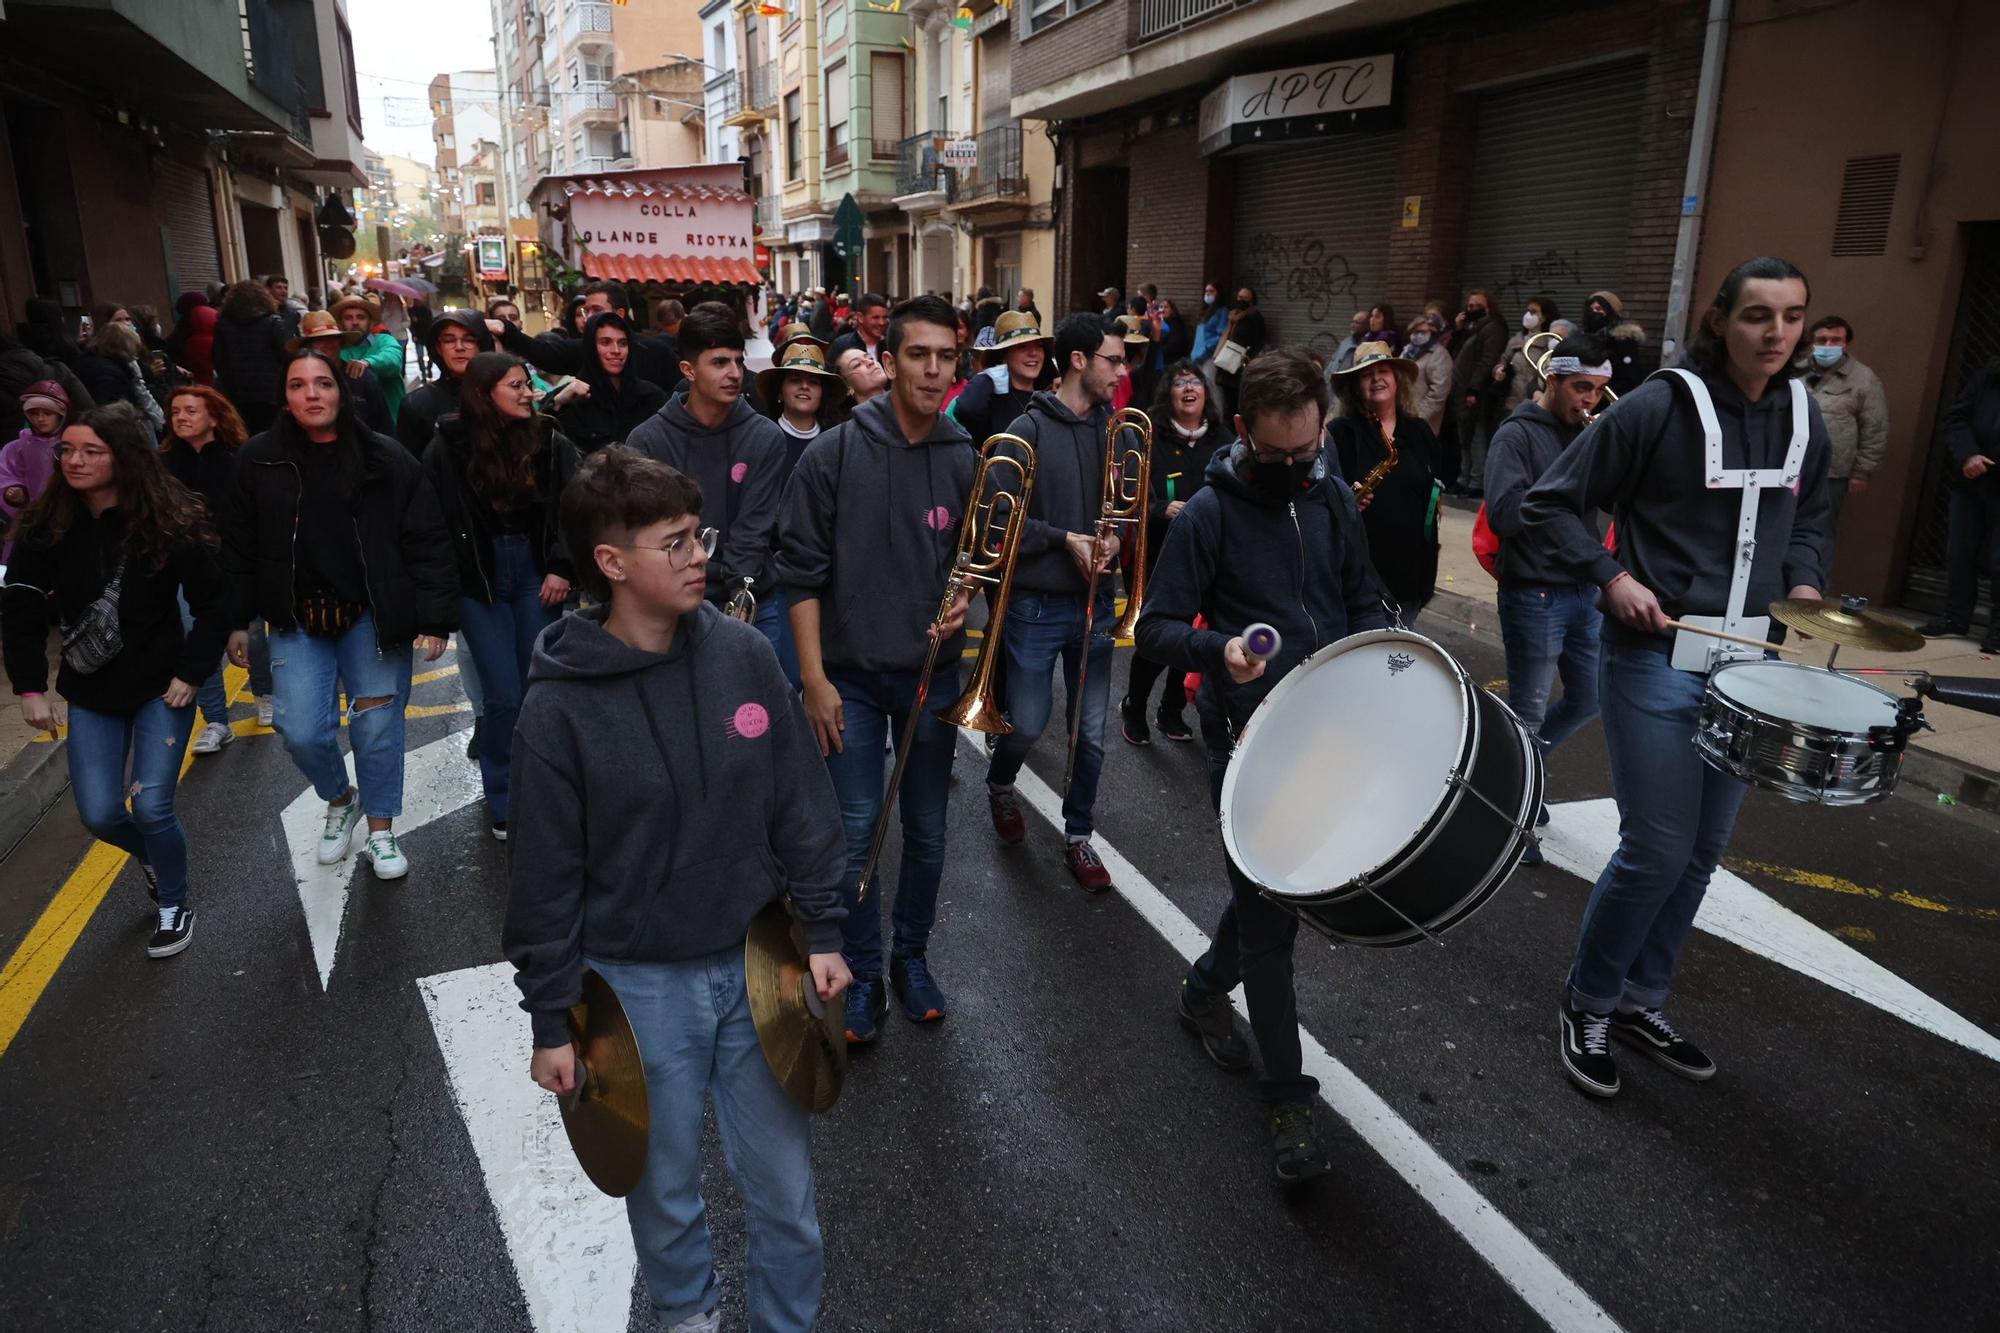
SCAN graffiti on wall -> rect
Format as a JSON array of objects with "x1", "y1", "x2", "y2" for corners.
[{"x1": 1239, "y1": 231, "x2": 1365, "y2": 356}]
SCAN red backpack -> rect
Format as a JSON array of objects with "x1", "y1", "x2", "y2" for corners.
[{"x1": 1471, "y1": 503, "x2": 1615, "y2": 581}]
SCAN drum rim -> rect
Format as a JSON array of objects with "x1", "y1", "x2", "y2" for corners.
[
  {"x1": 1699, "y1": 675, "x2": 1905, "y2": 747},
  {"x1": 1707, "y1": 658, "x2": 1903, "y2": 713},
  {"x1": 1219, "y1": 628, "x2": 1475, "y2": 900}
]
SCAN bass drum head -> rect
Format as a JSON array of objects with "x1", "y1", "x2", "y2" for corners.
[{"x1": 1221, "y1": 631, "x2": 1470, "y2": 898}]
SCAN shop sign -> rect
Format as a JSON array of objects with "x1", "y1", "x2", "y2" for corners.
[
  {"x1": 477, "y1": 237, "x2": 508, "y2": 279},
  {"x1": 939, "y1": 138, "x2": 980, "y2": 169},
  {"x1": 1198, "y1": 54, "x2": 1396, "y2": 156}
]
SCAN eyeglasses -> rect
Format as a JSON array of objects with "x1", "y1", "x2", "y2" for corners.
[
  {"x1": 621, "y1": 526, "x2": 718, "y2": 570},
  {"x1": 1090, "y1": 352, "x2": 1128, "y2": 369},
  {"x1": 1171, "y1": 376, "x2": 1205, "y2": 391},
  {"x1": 56, "y1": 445, "x2": 111, "y2": 462},
  {"x1": 499, "y1": 378, "x2": 534, "y2": 393},
  {"x1": 1245, "y1": 430, "x2": 1324, "y2": 465}
]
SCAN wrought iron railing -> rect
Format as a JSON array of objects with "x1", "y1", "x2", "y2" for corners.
[
  {"x1": 747, "y1": 61, "x2": 778, "y2": 112},
  {"x1": 896, "y1": 132, "x2": 939, "y2": 196},
  {"x1": 712, "y1": 71, "x2": 742, "y2": 121},
  {"x1": 1137, "y1": 0, "x2": 1244, "y2": 43},
  {"x1": 945, "y1": 125, "x2": 1026, "y2": 205}
]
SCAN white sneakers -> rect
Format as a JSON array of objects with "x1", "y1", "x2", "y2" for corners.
[
  {"x1": 363, "y1": 830, "x2": 409, "y2": 880},
  {"x1": 190, "y1": 722, "x2": 233, "y2": 755},
  {"x1": 318, "y1": 802, "x2": 362, "y2": 864}
]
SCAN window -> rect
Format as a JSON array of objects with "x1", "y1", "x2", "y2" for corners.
[
  {"x1": 1030, "y1": 0, "x2": 1099, "y2": 34},
  {"x1": 785, "y1": 90, "x2": 802, "y2": 181},
  {"x1": 567, "y1": 56, "x2": 581, "y2": 90},
  {"x1": 336, "y1": 14, "x2": 363, "y2": 132},
  {"x1": 826, "y1": 60, "x2": 848, "y2": 166},
  {"x1": 871, "y1": 52, "x2": 905, "y2": 151},
  {"x1": 476, "y1": 182, "x2": 496, "y2": 206},
  {"x1": 441, "y1": 132, "x2": 455, "y2": 150}
]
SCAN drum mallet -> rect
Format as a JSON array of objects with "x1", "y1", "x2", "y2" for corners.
[{"x1": 1242, "y1": 623, "x2": 1282, "y2": 663}]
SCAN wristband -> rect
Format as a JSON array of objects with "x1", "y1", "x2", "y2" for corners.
[
  {"x1": 1606, "y1": 571, "x2": 1632, "y2": 590},
  {"x1": 19, "y1": 691, "x2": 42, "y2": 698}
]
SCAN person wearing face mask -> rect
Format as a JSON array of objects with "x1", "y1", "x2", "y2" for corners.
[
  {"x1": 1448, "y1": 289, "x2": 1508, "y2": 496},
  {"x1": 1580, "y1": 289, "x2": 1648, "y2": 395},
  {"x1": 1215, "y1": 287, "x2": 1268, "y2": 421},
  {"x1": 1134, "y1": 347, "x2": 1387, "y2": 1186},
  {"x1": 1190, "y1": 281, "x2": 1231, "y2": 368},
  {"x1": 1331, "y1": 342, "x2": 1441, "y2": 622},
  {"x1": 1403, "y1": 313, "x2": 1452, "y2": 434},
  {"x1": 1496, "y1": 295, "x2": 1562, "y2": 415},
  {"x1": 1802, "y1": 316, "x2": 1887, "y2": 537}
]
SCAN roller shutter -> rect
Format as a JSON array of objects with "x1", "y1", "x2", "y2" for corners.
[
  {"x1": 1458, "y1": 59, "x2": 1645, "y2": 324},
  {"x1": 158, "y1": 157, "x2": 221, "y2": 300},
  {"x1": 979, "y1": 31, "x2": 1010, "y2": 131},
  {"x1": 1230, "y1": 131, "x2": 1399, "y2": 362}
]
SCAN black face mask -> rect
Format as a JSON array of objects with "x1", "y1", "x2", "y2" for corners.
[
  {"x1": 1464, "y1": 306, "x2": 1485, "y2": 322},
  {"x1": 1247, "y1": 455, "x2": 1316, "y2": 501},
  {"x1": 1233, "y1": 300, "x2": 1252, "y2": 312},
  {"x1": 1583, "y1": 308, "x2": 1610, "y2": 333}
]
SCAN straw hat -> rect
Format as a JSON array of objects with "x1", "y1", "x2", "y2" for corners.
[
  {"x1": 1113, "y1": 314, "x2": 1152, "y2": 346},
  {"x1": 757, "y1": 340, "x2": 847, "y2": 405},
  {"x1": 1331, "y1": 340, "x2": 1417, "y2": 380},
  {"x1": 289, "y1": 309, "x2": 343, "y2": 350},
  {"x1": 772, "y1": 319, "x2": 826, "y2": 353},
  {"x1": 979, "y1": 309, "x2": 1052, "y2": 362},
  {"x1": 327, "y1": 294, "x2": 379, "y2": 324}
]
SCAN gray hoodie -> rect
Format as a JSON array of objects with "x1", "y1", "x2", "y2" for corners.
[
  {"x1": 775, "y1": 394, "x2": 976, "y2": 674},
  {"x1": 502, "y1": 602, "x2": 845, "y2": 1047},
  {"x1": 996, "y1": 389, "x2": 1110, "y2": 595},
  {"x1": 626, "y1": 391, "x2": 788, "y2": 604}
]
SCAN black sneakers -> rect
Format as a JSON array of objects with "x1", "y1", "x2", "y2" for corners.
[
  {"x1": 1119, "y1": 695, "x2": 1150, "y2": 746},
  {"x1": 139, "y1": 862, "x2": 160, "y2": 910},
  {"x1": 1155, "y1": 708, "x2": 1194, "y2": 742},
  {"x1": 1610, "y1": 1007, "x2": 1717, "y2": 1081},
  {"x1": 1270, "y1": 1102, "x2": 1330, "y2": 1185},
  {"x1": 1177, "y1": 981, "x2": 1251, "y2": 1070},
  {"x1": 1560, "y1": 1002, "x2": 1620, "y2": 1097},
  {"x1": 147, "y1": 906, "x2": 195, "y2": 959}
]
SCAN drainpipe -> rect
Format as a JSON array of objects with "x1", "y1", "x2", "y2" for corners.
[{"x1": 1659, "y1": 0, "x2": 1732, "y2": 364}]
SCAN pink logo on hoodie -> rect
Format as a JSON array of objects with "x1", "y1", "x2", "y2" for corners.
[
  {"x1": 730, "y1": 461, "x2": 748, "y2": 484},
  {"x1": 725, "y1": 702, "x2": 770, "y2": 740},
  {"x1": 923, "y1": 505, "x2": 956, "y2": 532}
]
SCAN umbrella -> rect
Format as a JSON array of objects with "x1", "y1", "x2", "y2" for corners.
[
  {"x1": 365, "y1": 277, "x2": 423, "y2": 300},
  {"x1": 399, "y1": 275, "x2": 439, "y2": 298}
]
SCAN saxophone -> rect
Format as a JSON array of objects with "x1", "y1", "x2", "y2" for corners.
[{"x1": 1351, "y1": 437, "x2": 1399, "y2": 504}]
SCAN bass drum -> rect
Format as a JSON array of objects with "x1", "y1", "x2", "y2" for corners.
[{"x1": 1218, "y1": 629, "x2": 1542, "y2": 946}]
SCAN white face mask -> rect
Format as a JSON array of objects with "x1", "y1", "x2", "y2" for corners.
[
  {"x1": 1521, "y1": 312, "x2": 1541, "y2": 332},
  {"x1": 1203, "y1": 293, "x2": 1216, "y2": 306}
]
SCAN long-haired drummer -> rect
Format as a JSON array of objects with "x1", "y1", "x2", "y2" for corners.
[
  {"x1": 1135, "y1": 347, "x2": 1387, "y2": 1185},
  {"x1": 1521, "y1": 257, "x2": 1832, "y2": 1099}
]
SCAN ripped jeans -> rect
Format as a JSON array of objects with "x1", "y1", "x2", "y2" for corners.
[
  {"x1": 66, "y1": 697, "x2": 196, "y2": 908},
  {"x1": 267, "y1": 614, "x2": 413, "y2": 819}
]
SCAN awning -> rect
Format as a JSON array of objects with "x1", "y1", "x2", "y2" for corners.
[{"x1": 582, "y1": 253, "x2": 765, "y2": 285}]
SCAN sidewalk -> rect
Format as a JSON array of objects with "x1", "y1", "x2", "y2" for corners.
[
  {"x1": 1423, "y1": 502, "x2": 2000, "y2": 808},
  {"x1": 0, "y1": 631, "x2": 65, "y2": 860}
]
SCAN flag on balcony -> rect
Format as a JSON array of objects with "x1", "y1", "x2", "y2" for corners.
[
  {"x1": 756, "y1": 3, "x2": 788, "y2": 13},
  {"x1": 952, "y1": 7, "x2": 973, "y2": 28}
]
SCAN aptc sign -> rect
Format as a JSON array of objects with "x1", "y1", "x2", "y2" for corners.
[
  {"x1": 476, "y1": 236, "x2": 508, "y2": 279},
  {"x1": 1198, "y1": 54, "x2": 1396, "y2": 156}
]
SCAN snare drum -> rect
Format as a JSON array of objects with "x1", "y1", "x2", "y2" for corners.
[
  {"x1": 1695, "y1": 660, "x2": 1911, "y2": 806},
  {"x1": 1218, "y1": 630, "x2": 1543, "y2": 947}
]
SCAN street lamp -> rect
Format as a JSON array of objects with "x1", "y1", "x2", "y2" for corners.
[{"x1": 661, "y1": 51, "x2": 723, "y2": 72}]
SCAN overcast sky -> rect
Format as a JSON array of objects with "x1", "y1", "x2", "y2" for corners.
[{"x1": 349, "y1": 0, "x2": 497, "y2": 163}]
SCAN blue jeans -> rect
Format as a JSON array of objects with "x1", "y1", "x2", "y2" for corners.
[
  {"x1": 67, "y1": 697, "x2": 195, "y2": 908},
  {"x1": 1565, "y1": 641, "x2": 1750, "y2": 1013},
  {"x1": 1186, "y1": 747, "x2": 1316, "y2": 1105},
  {"x1": 823, "y1": 665, "x2": 958, "y2": 976},
  {"x1": 761, "y1": 586, "x2": 801, "y2": 690},
  {"x1": 455, "y1": 534, "x2": 558, "y2": 822},
  {"x1": 1498, "y1": 583, "x2": 1603, "y2": 751},
  {"x1": 177, "y1": 591, "x2": 229, "y2": 727},
  {"x1": 247, "y1": 619, "x2": 272, "y2": 698},
  {"x1": 984, "y1": 588, "x2": 1115, "y2": 838},
  {"x1": 590, "y1": 951, "x2": 822, "y2": 1333},
  {"x1": 267, "y1": 613, "x2": 414, "y2": 819}
]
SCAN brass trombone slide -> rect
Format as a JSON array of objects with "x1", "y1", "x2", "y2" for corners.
[
  {"x1": 856, "y1": 434, "x2": 1036, "y2": 901},
  {"x1": 1063, "y1": 407, "x2": 1153, "y2": 794}
]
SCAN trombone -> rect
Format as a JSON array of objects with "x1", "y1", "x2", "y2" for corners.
[
  {"x1": 856, "y1": 433, "x2": 1036, "y2": 900},
  {"x1": 1063, "y1": 407, "x2": 1153, "y2": 794},
  {"x1": 1524, "y1": 331, "x2": 1618, "y2": 421}
]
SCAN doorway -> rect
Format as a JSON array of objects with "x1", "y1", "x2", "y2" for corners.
[{"x1": 1069, "y1": 165, "x2": 1127, "y2": 312}]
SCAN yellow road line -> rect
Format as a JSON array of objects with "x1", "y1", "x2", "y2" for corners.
[
  {"x1": 0, "y1": 664, "x2": 248, "y2": 1059},
  {"x1": 1726, "y1": 856, "x2": 2000, "y2": 923}
]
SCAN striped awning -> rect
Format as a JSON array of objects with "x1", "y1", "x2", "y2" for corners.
[{"x1": 582, "y1": 253, "x2": 764, "y2": 285}]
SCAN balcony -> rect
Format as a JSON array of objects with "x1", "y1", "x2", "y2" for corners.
[
  {"x1": 563, "y1": 1, "x2": 614, "y2": 46},
  {"x1": 240, "y1": 0, "x2": 316, "y2": 150},
  {"x1": 945, "y1": 125, "x2": 1027, "y2": 208},
  {"x1": 569, "y1": 82, "x2": 618, "y2": 124},
  {"x1": 711, "y1": 70, "x2": 743, "y2": 123},
  {"x1": 756, "y1": 193, "x2": 782, "y2": 234},
  {"x1": 1136, "y1": 0, "x2": 1245, "y2": 43},
  {"x1": 572, "y1": 155, "x2": 623, "y2": 176},
  {"x1": 748, "y1": 61, "x2": 778, "y2": 113},
  {"x1": 894, "y1": 132, "x2": 942, "y2": 202}
]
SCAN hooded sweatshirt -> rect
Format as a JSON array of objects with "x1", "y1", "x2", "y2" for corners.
[
  {"x1": 1483, "y1": 399, "x2": 1596, "y2": 589},
  {"x1": 501, "y1": 602, "x2": 846, "y2": 1047},
  {"x1": 1520, "y1": 367, "x2": 1833, "y2": 653},
  {"x1": 396, "y1": 310, "x2": 494, "y2": 455},
  {"x1": 626, "y1": 391, "x2": 788, "y2": 604},
  {"x1": 1135, "y1": 442, "x2": 1387, "y2": 734},
  {"x1": 775, "y1": 394, "x2": 976, "y2": 674},
  {"x1": 556, "y1": 311, "x2": 670, "y2": 453},
  {"x1": 995, "y1": 389, "x2": 1111, "y2": 596}
]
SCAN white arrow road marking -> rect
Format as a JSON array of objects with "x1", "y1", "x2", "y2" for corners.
[
  {"x1": 1542, "y1": 798, "x2": 2000, "y2": 1065},
  {"x1": 981, "y1": 741, "x2": 1622, "y2": 1332},
  {"x1": 283, "y1": 731, "x2": 483, "y2": 989},
  {"x1": 418, "y1": 962, "x2": 637, "y2": 1333}
]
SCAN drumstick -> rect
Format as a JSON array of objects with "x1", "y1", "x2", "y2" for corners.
[
  {"x1": 1662, "y1": 620, "x2": 1800, "y2": 655},
  {"x1": 1242, "y1": 623, "x2": 1281, "y2": 663}
]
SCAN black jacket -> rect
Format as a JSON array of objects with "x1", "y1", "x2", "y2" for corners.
[
  {"x1": 1144, "y1": 418, "x2": 1224, "y2": 564},
  {"x1": 499, "y1": 322, "x2": 684, "y2": 400},
  {"x1": 1135, "y1": 442, "x2": 1386, "y2": 735},
  {"x1": 162, "y1": 436, "x2": 239, "y2": 514},
  {"x1": 993, "y1": 390, "x2": 1111, "y2": 596},
  {"x1": 212, "y1": 310, "x2": 291, "y2": 409},
  {"x1": 420, "y1": 414, "x2": 580, "y2": 602},
  {"x1": 396, "y1": 310, "x2": 495, "y2": 455},
  {"x1": 1329, "y1": 412, "x2": 1441, "y2": 608},
  {"x1": 1483, "y1": 401, "x2": 1596, "y2": 588},
  {"x1": 2, "y1": 506, "x2": 228, "y2": 715},
  {"x1": 221, "y1": 423, "x2": 460, "y2": 646},
  {"x1": 1942, "y1": 368, "x2": 2000, "y2": 492},
  {"x1": 555, "y1": 312, "x2": 671, "y2": 453},
  {"x1": 1521, "y1": 368, "x2": 1833, "y2": 652},
  {"x1": 948, "y1": 370, "x2": 1034, "y2": 449}
]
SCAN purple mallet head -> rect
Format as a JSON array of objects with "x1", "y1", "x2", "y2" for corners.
[{"x1": 1243, "y1": 623, "x2": 1280, "y2": 661}]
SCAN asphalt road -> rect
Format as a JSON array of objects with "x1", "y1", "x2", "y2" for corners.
[{"x1": 2, "y1": 610, "x2": 1996, "y2": 1332}]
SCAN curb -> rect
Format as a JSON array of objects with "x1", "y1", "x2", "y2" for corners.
[
  {"x1": 0, "y1": 737, "x2": 68, "y2": 863},
  {"x1": 1418, "y1": 589, "x2": 2000, "y2": 817}
]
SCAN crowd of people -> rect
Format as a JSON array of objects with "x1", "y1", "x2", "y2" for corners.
[{"x1": 1, "y1": 250, "x2": 1991, "y2": 1333}]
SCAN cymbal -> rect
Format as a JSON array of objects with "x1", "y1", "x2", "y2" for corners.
[
  {"x1": 745, "y1": 900, "x2": 847, "y2": 1114},
  {"x1": 1769, "y1": 595, "x2": 1925, "y2": 654},
  {"x1": 560, "y1": 969, "x2": 650, "y2": 1197}
]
